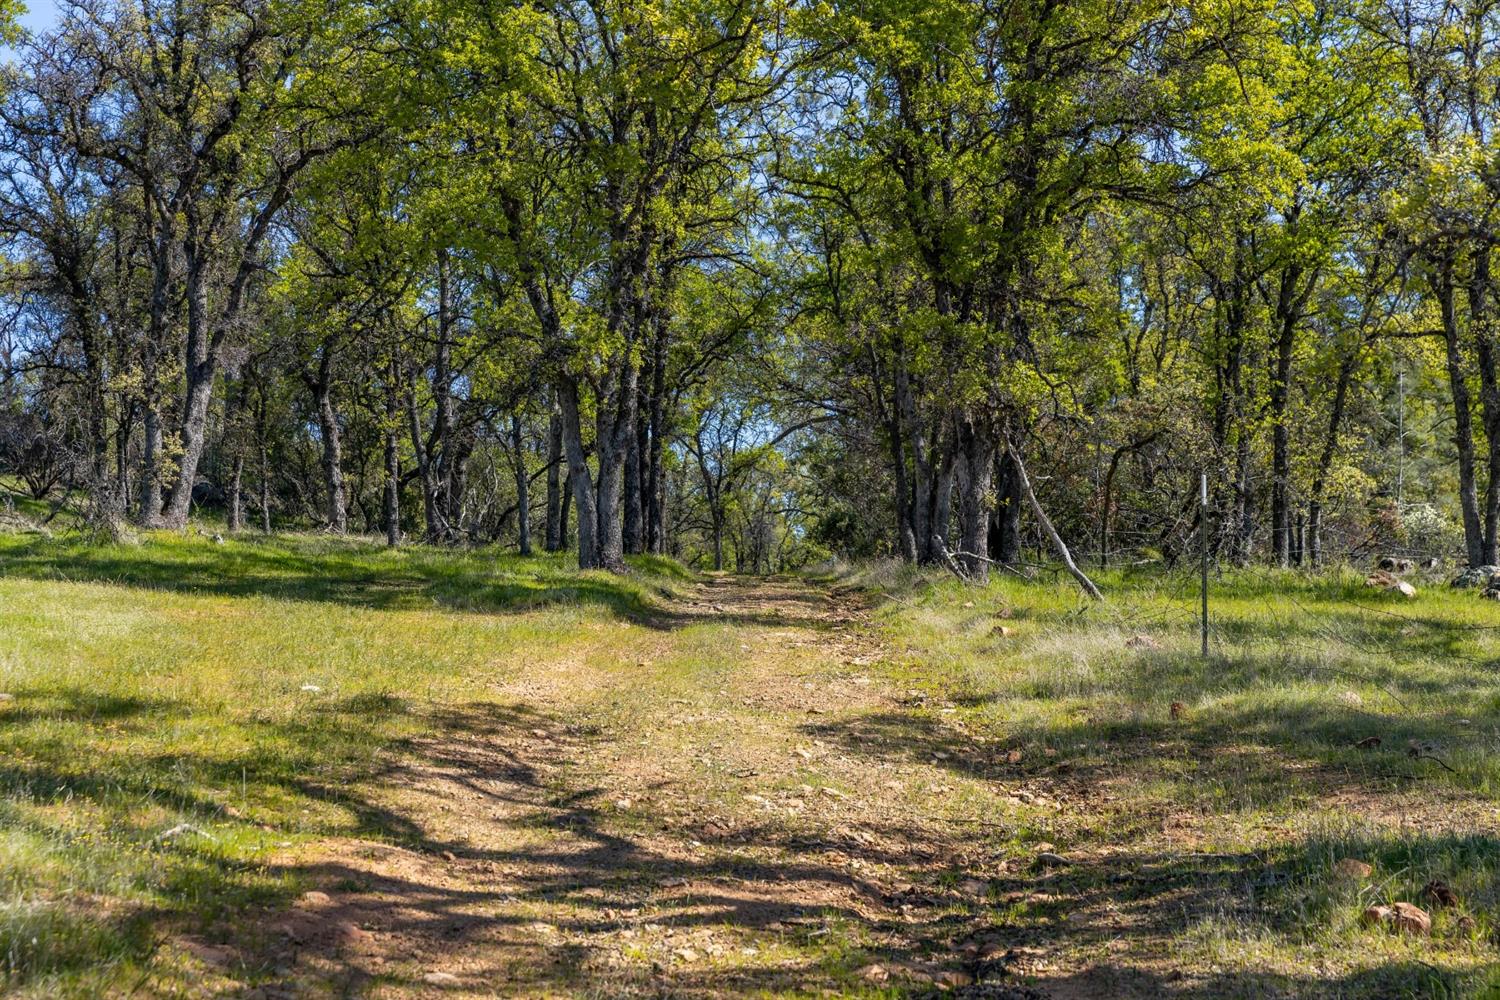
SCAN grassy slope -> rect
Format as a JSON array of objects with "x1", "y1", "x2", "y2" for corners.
[
  {"x1": 846, "y1": 559, "x2": 1500, "y2": 996},
  {"x1": 0, "y1": 530, "x2": 1496, "y2": 997},
  {"x1": 0, "y1": 532, "x2": 690, "y2": 996}
]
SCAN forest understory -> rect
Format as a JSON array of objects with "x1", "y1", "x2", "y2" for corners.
[{"x1": 0, "y1": 527, "x2": 1496, "y2": 999}]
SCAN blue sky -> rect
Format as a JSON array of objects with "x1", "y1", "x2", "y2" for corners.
[{"x1": 18, "y1": 1, "x2": 59, "y2": 33}]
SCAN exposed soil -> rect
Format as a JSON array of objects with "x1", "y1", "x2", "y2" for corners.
[
  {"x1": 172, "y1": 576, "x2": 986, "y2": 997},
  {"x1": 164, "y1": 576, "x2": 1467, "y2": 999}
]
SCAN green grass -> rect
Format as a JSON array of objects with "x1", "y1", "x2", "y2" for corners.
[
  {"x1": 0, "y1": 530, "x2": 691, "y2": 997},
  {"x1": 1, "y1": 529, "x2": 1497, "y2": 997},
  {"x1": 841, "y1": 559, "x2": 1500, "y2": 996}
]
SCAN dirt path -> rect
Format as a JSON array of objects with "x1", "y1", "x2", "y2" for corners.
[{"x1": 213, "y1": 576, "x2": 1034, "y2": 999}]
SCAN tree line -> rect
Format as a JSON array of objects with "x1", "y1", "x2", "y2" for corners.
[{"x1": 0, "y1": 0, "x2": 1496, "y2": 579}]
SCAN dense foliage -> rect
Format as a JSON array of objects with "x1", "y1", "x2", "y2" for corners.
[{"x1": 1, "y1": 0, "x2": 1496, "y2": 577}]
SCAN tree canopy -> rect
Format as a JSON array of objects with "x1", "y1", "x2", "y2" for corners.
[{"x1": 1, "y1": 0, "x2": 1497, "y2": 580}]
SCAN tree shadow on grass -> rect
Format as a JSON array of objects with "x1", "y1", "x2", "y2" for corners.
[
  {"x1": 214, "y1": 701, "x2": 1499, "y2": 998},
  {"x1": 6, "y1": 687, "x2": 1493, "y2": 998},
  {"x1": 0, "y1": 686, "x2": 445, "y2": 990},
  {"x1": 802, "y1": 689, "x2": 1497, "y2": 826},
  {"x1": 0, "y1": 534, "x2": 826, "y2": 632}
]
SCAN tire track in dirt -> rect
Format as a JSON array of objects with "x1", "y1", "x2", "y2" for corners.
[{"x1": 197, "y1": 575, "x2": 1019, "y2": 999}]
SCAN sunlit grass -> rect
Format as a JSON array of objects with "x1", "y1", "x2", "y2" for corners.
[
  {"x1": 0, "y1": 530, "x2": 693, "y2": 997},
  {"x1": 1, "y1": 532, "x2": 1497, "y2": 996},
  {"x1": 844, "y1": 559, "x2": 1500, "y2": 994}
]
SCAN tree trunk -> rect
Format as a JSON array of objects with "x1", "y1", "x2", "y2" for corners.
[
  {"x1": 162, "y1": 256, "x2": 215, "y2": 529},
  {"x1": 259, "y1": 437, "x2": 272, "y2": 534},
  {"x1": 1469, "y1": 245, "x2": 1500, "y2": 564},
  {"x1": 1235, "y1": 428, "x2": 1254, "y2": 566},
  {"x1": 594, "y1": 435, "x2": 626, "y2": 571},
  {"x1": 408, "y1": 371, "x2": 442, "y2": 543},
  {"x1": 1308, "y1": 348, "x2": 1358, "y2": 567},
  {"x1": 592, "y1": 362, "x2": 637, "y2": 572},
  {"x1": 228, "y1": 453, "x2": 244, "y2": 532},
  {"x1": 116, "y1": 401, "x2": 133, "y2": 516},
  {"x1": 991, "y1": 449, "x2": 1022, "y2": 564},
  {"x1": 1438, "y1": 261, "x2": 1486, "y2": 566},
  {"x1": 545, "y1": 402, "x2": 563, "y2": 551},
  {"x1": 511, "y1": 414, "x2": 531, "y2": 555},
  {"x1": 622, "y1": 403, "x2": 644, "y2": 554},
  {"x1": 954, "y1": 418, "x2": 995, "y2": 580},
  {"x1": 138, "y1": 399, "x2": 163, "y2": 527},
  {"x1": 443, "y1": 426, "x2": 474, "y2": 539},
  {"x1": 1268, "y1": 260, "x2": 1310, "y2": 568},
  {"x1": 930, "y1": 430, "x2": 957, "y2": 558},
  {"x1": 384, "y1": 370, "x2": 401, "y2": 547},
  {"x1": 313, "y1": 349, "x2": 347, "y2": 534},
  {"x1": 903, "y1": 378, "x2": 934, "y2": 562},
  {"x1": 645, "y1": 320, "x2": 670, "y2": 554},
  {"x1": 136, "y1": 243, "x2": 171, "y2": 529},
  {"x1": 890, "y1": 359, "x2": 918, "y2": 561},
  {"x1": 558, "y1": 376, "x2": 600, "y2": 568},
  {"x1": 430, "y1": 250, "x2": 457, "y2": 543}
]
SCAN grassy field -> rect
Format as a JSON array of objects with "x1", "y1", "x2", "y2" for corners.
[
  {"x1": 0, "y1": 527, "x2": 1495, "y2": 997},
  {"x1": 852, "y1": 560, "x2": 1500, "y2": 997}
]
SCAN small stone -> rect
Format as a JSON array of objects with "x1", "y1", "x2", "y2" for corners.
[
  {"x1": 933, "y1": 969, "x2": 974, "y2": 990},
  {"x1": 1332, "y1": 858, "x2": 1373, "y2": 880},
  {"x1": 1390, "y1": 901, "x2": 1432, "y2": 935},
  {"x1": 331, "y1": 919, "x2": 372, "y2": 946},
  {"x1": 179, "y1": 938, "x2": 234, "y2": 968},
  {"x1": 857, "y1": 963, "x2": 889, "y2": 983},
  {"x1": 957, "y1": 878, "x2": 990, "y2": 898},
  {"x1": 422, "y1": 971, "x2": 463, "y2": 988},
  {"x1": 1364, "y1": 902, "x2": 1431, "y2": 935}
]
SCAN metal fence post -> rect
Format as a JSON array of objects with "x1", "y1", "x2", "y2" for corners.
[{"x1": 1201, "y1": 472, "x2": 1209, "y2": 659}]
